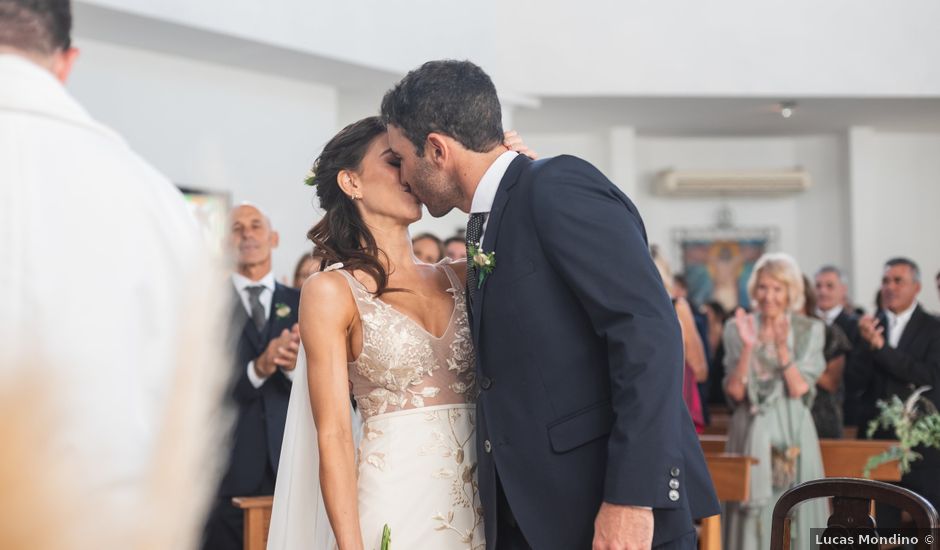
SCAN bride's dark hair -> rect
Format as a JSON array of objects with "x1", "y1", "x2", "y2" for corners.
[{"x1": 306, "y1": 116, "x2": 400, "y2": 296}]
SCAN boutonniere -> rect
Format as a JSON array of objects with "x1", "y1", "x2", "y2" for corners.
[
  {"x1": 274, "y1": 302, "x2": 292, "y2": 319},
  {"x1": 468, "y1": 242, "x2": 496, "y2": 289}
]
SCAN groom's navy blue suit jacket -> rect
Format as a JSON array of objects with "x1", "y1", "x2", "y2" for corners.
[
  {"x1": 470, "y1": 155, "x2": 720, "y2": 549},
  {"x1": 219, "y1": 282, "x2": 300, "y2": 498}
]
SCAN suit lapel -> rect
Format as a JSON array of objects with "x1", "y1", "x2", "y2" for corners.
[
  {"x1": 266, "y1": 283, "x2": 293, "y2": 340},
  {"x1": 897, "y1": 305, "x2": 926, "y2": 352},
  {"x1": 472, "y1": 155, "x2": 532, "y2": 342}
]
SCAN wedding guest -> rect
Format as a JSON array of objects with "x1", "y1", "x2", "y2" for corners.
[
  {"x1": 292, "y1": 251, "x2": 324, "y2": 289},
  {"x1": 444, "y1": 235, "x2": 467, "y2": 260},
  {"x1": 412, "y1": 232, "x2": 444, "y2": 263},
  {"x1": 653, "y1": 250, "x2": 707, "y2": 432},
  {"x1": 0, "y1": 1, "x2": 226, "y2": 548},
  {"x1": 703, "y1": 301, "x2": 730, "y2": 407},
  {"x1": 935, "y1": 270, "x2": 940, "y2": 304},
  {"x1": 675, "y1": 272, "x2": 713, "y2": 423},
  {"x1": 852, "y1": 258, "x2": 940, "y2": 510},
  {"x1": 814, "y1": 265, "x2": 863, "y2": 429},
  {"x1": 203, "y1": 204, "x2": 301, "y2": 550},
  {"x1": 803, "y1": 274, "x2": 851, "y2": 438},
  {"x1": 722, "y1": 253, "x2": 827, "y2": 550}
]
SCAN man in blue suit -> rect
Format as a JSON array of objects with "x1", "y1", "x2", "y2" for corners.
[
  {"x1": 203, "y1": 204, "x2": 301, "y2": 550},
  {"x1": 382, "y1": 61, "x2": 719, "y2": 549}
]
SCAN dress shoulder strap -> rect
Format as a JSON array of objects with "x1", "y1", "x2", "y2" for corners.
[
  {"x1": 325, "y1": 265, "x2": 378, "y2": 316},
  {"x1": 437, "y1": 258, "x2": 463, "y2": 290}
]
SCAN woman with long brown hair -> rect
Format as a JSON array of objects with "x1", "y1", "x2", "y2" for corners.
[{"x1": 268, "y1": 118, "x2": 533, "y2": 550}]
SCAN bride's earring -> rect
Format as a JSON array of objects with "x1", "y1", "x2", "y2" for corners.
[{"x1": 344, "y1": 177, "x2": 361, "y2": 200}]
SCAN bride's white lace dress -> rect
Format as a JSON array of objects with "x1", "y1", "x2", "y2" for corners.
[{"x1": 267, "y1": 260, "x2": 483, "y2": 550}]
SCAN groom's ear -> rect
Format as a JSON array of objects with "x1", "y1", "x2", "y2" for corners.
[{"x1": 425, "y1": 133, "x2": 449, "y2": 168}]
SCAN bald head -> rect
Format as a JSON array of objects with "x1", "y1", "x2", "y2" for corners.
[{"x1": 229, "y1": 204, "x2": 279, "y2": 278}]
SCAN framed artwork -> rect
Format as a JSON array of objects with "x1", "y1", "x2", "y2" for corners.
[
  {"x1": 178, "y1": 186, "x2": 231, "y2": 257},
  {"x1": 673, "y1": 227, "x2": 778, "y2": 312}
]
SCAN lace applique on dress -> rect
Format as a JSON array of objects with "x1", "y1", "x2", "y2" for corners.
[{"x1": 333, "y1": 261, "x2": 477, "y2": 420}]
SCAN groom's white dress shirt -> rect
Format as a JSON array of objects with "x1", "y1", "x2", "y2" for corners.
[
  {"x1": 471, "y1": 150, "x2": 518, "y2": 243},
  {"x1": 0, "y1": 54, "x2": 220, "y2": 523},
  {"x1": 231, "y1": 271, "x2": 296, "y2": 387}
]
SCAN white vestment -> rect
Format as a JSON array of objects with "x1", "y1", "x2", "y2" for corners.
[{"x1": 0, "y1": 53, "x2": 224, "y2": 546}]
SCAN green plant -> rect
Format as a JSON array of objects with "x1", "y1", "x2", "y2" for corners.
[
  {"x1": 863, "y1": 386, "x2": 940, "y2": 477},
  {"x1": 380, "y1": 524, "x2": 391, "y2": 550}
]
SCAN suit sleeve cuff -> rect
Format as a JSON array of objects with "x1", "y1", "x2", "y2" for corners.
[{"x1": 246, "y1": 361, "x2": 269, "y2": 388}]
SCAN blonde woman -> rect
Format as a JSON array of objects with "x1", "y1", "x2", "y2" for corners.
[{"x1": 722, "y1": 253, "x2": 828, "y2": 550}]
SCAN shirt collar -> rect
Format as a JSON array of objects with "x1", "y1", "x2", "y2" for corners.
[
  {"x1": 470, "y1": 150, "x2": 519, "y2": 214},
  {"x1": 232, "y1": 271, "x2": 276, "y2": 294},
  {"x1": 0, "y1": 54, "x2": 124, "y2": 145},
  {"x1": 885, "y1": 302, "x2": 917, "y2": 325},
  {"x1": 816, "y1": 305, "x2": 843, "y2": 326}
]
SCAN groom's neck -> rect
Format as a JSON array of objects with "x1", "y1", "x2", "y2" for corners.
[{"x1": 456, "y1": 147, "x2": 507, "y2": 212}]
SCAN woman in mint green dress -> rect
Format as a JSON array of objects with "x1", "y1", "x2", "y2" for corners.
[{"x1": 722, "y1": 253, "x2": 829, "y2": 550}]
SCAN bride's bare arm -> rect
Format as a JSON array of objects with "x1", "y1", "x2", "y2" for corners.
[{"x1": 300, "y1": 272, "x2": 363, "y2": 550}]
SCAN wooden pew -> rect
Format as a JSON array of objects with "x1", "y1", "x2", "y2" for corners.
[
  {"x1": 700, "y1": 453, "x2": 757, "y2": 550},
  {"x1": 698, "y1": 435, "x2": 901, "y2": 481},
  {"x1": 232, "y1": 495, "x2": 273, "y2": 550},
  {"x1": 230, "y1": 438, "x2": 898, "y2": 550}
]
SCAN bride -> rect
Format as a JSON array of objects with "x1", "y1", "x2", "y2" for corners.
[{"x1": 267, "y1": 117, "x2": 534, "y2": 550}]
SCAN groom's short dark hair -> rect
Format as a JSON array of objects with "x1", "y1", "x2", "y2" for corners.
[
  {"x1": 0, "y1": 0, "x2": 72, "y2": 54},
  {"x1": 381, "y1": 60, "x2": 504, "y2": 157}
]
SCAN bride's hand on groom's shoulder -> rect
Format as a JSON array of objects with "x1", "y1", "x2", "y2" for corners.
[
  {"x1": 503, "y1": 130, "x2": 538, "y2": 160},
  {"x1": 592, "y1": 502, "x2": 653, "y2": 550}
]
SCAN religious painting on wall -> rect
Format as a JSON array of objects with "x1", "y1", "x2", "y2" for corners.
[
  {"x1": 674, "y1": 227, "x2": 777, "y2": 312},
  {"x1": 178, "y1": 186, "x2": 230, "y2": 257}
]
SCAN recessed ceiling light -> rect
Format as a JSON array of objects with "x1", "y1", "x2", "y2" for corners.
[{"x1": 779, "y1": 101, "x2": 797, "y2": 119}]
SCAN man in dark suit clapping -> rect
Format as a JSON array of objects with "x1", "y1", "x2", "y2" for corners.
[
  {"x1": 203, "y1": 204, "x2": 301, "y2": 550},
  {"x1": 853, "y1": 258, "x2": 940, "y2": 509}
]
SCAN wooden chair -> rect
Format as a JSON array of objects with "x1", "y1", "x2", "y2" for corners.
[
  {"x1": 770, "y1": 478, "x2": 940, "y2": 550},
  {"x1": 232, "y1": 495, "x2": 273, "y2": 550},
  {"x1": 699, "y1": 453, "x2": 757, "y2": 550}
]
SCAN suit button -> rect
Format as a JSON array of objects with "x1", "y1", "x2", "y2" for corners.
[
  {"x1": 670, "y1": 467, "x2": 681, "y2": 477},
  {"x1": 480, "y1": 377, "x2": 492, "y2": 390},
  {"x1": 668, "y1": 489, "x2": 680, "y2": 502},
  {"x1": 669, "y1": 479, "x2": 680, "y2": 490},
  {"x1": 484, "y1": 440, "x2": 492, "y2": 453}
]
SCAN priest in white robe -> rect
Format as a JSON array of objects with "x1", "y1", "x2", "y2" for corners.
[{"x1": 0, "y1": 2, "x2": 228, "y2": 548}]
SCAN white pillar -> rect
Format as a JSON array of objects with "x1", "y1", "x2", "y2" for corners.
[{"x1": 846, "y1": 126, "x2": 878, "y2": 309}]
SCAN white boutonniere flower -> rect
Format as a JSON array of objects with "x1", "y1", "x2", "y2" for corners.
[
  {"x1": 274, "y1": 302, "x2": 292, "y2": 319},
  {"x1": 468, "y1": 242, "x2": 496, "y2": 289}
]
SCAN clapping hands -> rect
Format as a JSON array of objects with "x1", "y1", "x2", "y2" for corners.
[
  {"x1": 858, "y1": 315, "x2": 886, "y2": 350},
  {"x1": 733, "y1": 308, "x2": 757, "y2": 348},
  {"x1": 255, "y1": 323, "x2": 301, "y2": 378}
]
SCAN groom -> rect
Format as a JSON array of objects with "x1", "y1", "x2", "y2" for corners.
[{"x1": 382, "y1": 61, "x2": 719, "y2": 549}]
